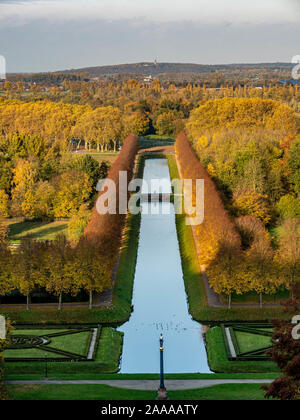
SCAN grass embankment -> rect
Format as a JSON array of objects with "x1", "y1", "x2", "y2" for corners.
[
  {"x1": 206, "y1": 327, "x2": 277, "y2": 374},
  {"x1": 7, "y1": 383, "x2": 270, "y2": 400},
  {"x1": 167, "y1": 154, "x2": 290, "y2": 323},
  {"x1": 4, "y1": 328, "x2": 123, "y2": 375}
]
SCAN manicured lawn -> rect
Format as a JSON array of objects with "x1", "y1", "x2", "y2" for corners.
[
  {"x1": 139, "y1": 135, "x2": 175, "y2": 149},
  {"x1": 7, "y1": 383, "x2": 270, "y2": 400},
  {"x1": 4, "y1": 348, "x2": 68, "y2": 359},
  {"x1": 221, "y1": 289, "x2": 290, "y2": 305},
  {"x1": 49, "y1": 332, "x2": 90, "y2": 356},
  {"x1": 7, "y1": 220, "x2": 68, "y2": 243},
  {"x1": 85, "y1": 152, "x2": 118, "y2": 164},
  {"x1": 235, "y1": 331, "x2": 272, "y2": 354},
  {"x1": 95, "y1": 328, "x2": 124, "y2": 371},
  {"x1": 8, "y1": 330, "x2": 70, "y2": 336},
  {"x1": 206, "y1": 327, "x2": 278, "y2": 373},
  {"x1": 4, "y1": 372, "x2": 279, "y2": 381}
]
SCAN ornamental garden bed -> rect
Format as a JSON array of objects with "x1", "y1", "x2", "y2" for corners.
[
  {"x1": 205, "y1": 325, "x2": 277, "y2": 373},
  {"x1": 4, "y1": 326, "x2": 100, "y2": 362},
  {"x1": 4, "y1": 326, "x2": 123, "y2": 375},
  {"x1": 221, "y1": 323, "x2": 273, "y2": 361}
]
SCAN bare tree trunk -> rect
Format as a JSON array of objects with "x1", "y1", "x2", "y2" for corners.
[
  {"x1": 58, "y1": 292, "x2": 62, "y2": 311},
  {"x1": 259, "y1": 292, "x2": 263, "y2": 309},
  {"x1": 89, "y1": 291, "x2": 93, "y2": 310},
  {"x1": 228, "y1": 293, "x2": 231, "y2": 310},
  {"x1": 26, "y1": 294, "x2": 30, "y2": 311}
]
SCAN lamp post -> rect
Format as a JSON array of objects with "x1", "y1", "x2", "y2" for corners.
[
  {"x1": 157, "y1": 334, "x2": 167, "y2": 400},
  {"x1": 45, "y1": 353, "x2": 48, "y2": 380}
]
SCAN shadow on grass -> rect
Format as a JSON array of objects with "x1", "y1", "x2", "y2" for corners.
[{"x1": 9, "y1": 222, "x2": 68, "y2": 241}]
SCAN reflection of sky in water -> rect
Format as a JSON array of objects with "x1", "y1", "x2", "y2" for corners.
[{"x1": 118, "y1": 159, "x2": 211, "y2": 373}]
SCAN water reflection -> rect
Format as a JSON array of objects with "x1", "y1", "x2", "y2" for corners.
[{"x1": 118, "y1": 159, "x2": 211, "y2": 373}]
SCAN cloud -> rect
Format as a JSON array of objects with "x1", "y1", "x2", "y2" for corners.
[{"x1": 0, "y1": 0, "x2": 299, "y2": 27}]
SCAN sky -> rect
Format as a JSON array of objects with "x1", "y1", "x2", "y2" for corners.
[{"x1": 0, "y1": 0, "x2": 300, "y2": 73}]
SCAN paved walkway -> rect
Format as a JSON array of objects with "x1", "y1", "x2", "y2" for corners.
[{"x1": 5, "y1": 379, "x2": 272, "y2": 390}]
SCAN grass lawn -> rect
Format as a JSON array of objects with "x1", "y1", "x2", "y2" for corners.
[
  {"x1": 139, "y1": 135, "x2": 175, "y2": 149},
  {"x1": 7, "y1": 383, "x2": 270, "y2": 400},
  {"x1": 4, "y1": 372, "x2": 279, "y2": 381},
  {"x1": 4, "y1": 348, "x2": 69, "y2": 359},
  {"x1": 7, "y1": 330, "x2": 70, "y2": 335},
  {"x1": 7, "y1": 220, "x2": 68, "y2": 243},
  {"x1": 221, "y1": 289, "x2": 290, "y2": 305},
  {"x1": 235, "y1": 331, "x2": 272, "y2": 354},
  {"x1": 95, "y1": 328, "x2": 124, "y2": 372},
  {"x1": 206, "y1": 327, "x2": 278, "y2": 373},
  {"x1": 84, "y1": 152, "x2": 118, "y2": 164},
  {"x1": 48, "y1": 332, "x2": 90, "y2": 356}
]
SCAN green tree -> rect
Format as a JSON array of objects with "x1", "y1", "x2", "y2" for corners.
[
  {"x1": 68, "y1": 204, "x2": 91, "y2": 242},
  {"x1": 72, "y1": 154, "x2": 101, "y2": 190},
  {"x1": 277, "y1": 194, "x2": 300, "y2": 220},
  {"x1": 0, "y1": 190, "x2": 9, "y2": 217},
  {"x1": 51, "y1": 170, "x2": 91, "y2": 218},
  {"x1": 287, "y1": 136, "x2": 300, "y2": 195}
]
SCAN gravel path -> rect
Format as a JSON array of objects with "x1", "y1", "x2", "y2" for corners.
[{"x1": 5, "y1": 379, "x2": 272, "y2": 390}]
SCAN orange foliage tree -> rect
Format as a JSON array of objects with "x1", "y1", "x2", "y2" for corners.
[{"x1": 83, "y1": 133, "x2": 139, "y2": 278}]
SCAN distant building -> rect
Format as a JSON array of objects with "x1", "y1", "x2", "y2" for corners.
[{"x1": 143, "y1": 75, "x2": 153, "y2": 85}]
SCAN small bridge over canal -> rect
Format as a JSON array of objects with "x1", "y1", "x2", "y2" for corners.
[{"x1": 140, "y1": 193, "x2": 171, "y2": 203}]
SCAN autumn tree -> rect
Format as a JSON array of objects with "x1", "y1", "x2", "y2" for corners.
[
  {"x1": 275, "y1": 219, "x2": 300, "y2": 298},
  {"x1": 73, "y1": 239, "x2": 111, "y2": 309},
  {"x1": 51, "y1": 170, "x2": 91, "y2": 218},
  {"x1": 12, "y1": 239, "x2": 43, "y2": 311},
  {"x1": 44, "y1": 235, "x2": 74, "y2": 310},
  {"x1": 0, "y1": 222, "x2": 13, "y2": 300},
  {"x1": 68, "y1": 204, "x2": 91, "y2": 243}
]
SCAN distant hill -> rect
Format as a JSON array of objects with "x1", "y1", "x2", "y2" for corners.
[{"x1": 59, "y1": 62, "x2": 293, "y2": 77}]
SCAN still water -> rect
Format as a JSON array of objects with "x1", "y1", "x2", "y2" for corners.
[{"x1": 118, "y1": 159, "x2": 211, "y2": 373}]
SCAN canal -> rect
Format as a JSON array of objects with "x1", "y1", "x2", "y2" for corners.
[{"x1": 118, "y1": 158, "x2": 211, "y2": 373}]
